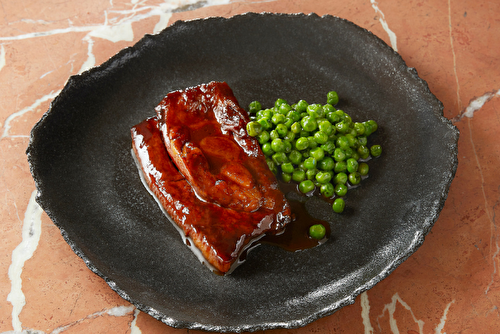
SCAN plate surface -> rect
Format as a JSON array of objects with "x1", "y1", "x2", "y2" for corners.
[{"x1": 27, "y1": 13, "x2": 459, "y2": 332}]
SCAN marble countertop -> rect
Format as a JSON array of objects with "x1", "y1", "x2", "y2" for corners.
[{"x1": 1, "y1": 0, "x2": 499, "y2": 333}]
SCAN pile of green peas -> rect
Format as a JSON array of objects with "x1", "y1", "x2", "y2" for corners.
[{"x1": 245, "y1": 91, "x2": 381, "y2": 214}]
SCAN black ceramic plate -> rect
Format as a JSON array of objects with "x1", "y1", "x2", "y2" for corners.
[{"x1": 27, "y1": 13, "x2": 458, "y2": 333}]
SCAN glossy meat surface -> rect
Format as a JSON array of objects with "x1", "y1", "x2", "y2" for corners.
[
  {"x1": 155, "y1": 81, "x2": 282, "y2": 213},
  {"x1": 131, "y1": 84, "x2": 291, "y2": 273}
]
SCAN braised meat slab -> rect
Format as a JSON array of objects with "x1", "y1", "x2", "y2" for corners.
[{"x1": 131, "y1": 82, "x2": 291, "y2": 274}]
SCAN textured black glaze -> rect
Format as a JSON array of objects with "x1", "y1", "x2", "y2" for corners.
[{"x1": 27, "y1": 13, "x2": 459, "y2": 333}]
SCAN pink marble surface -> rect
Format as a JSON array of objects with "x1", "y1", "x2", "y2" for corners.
[{"x1": 1, "y1": 0, "x2": 499, "y2": 333}]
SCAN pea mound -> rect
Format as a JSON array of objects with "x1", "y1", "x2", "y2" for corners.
[{"x1": 246, "y1": 91, "x2": 382, "y2": 214}]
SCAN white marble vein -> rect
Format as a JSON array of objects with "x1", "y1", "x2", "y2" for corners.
[
  {"x1": 370, "y1": 0, "x2": 398, "y2": 51},
  {"x1": 6, "y1": 190, "x2": 43, "y2": 332},
  {"x1": 434, "y1": 300, "x2": 455, "y2": 334},
  {"x1": 361, "y1": 292, "x2": 375, "y2": 334},
  {"x1": 376, "y1": 293, "x2": 424, "y2": 334},
  {"x1": 0, "y1": 44, "x2": 5, "y2": 73},
  {"x1": 448, "y1": 0, "x2": 462, "y2": 110}
]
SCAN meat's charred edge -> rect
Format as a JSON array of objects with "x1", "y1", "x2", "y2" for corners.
[{"x1": 131, "y1": 114, "x2": 291, "y2": 275}]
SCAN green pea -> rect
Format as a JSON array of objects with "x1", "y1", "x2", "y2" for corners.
[
  {"x1": 281, "y1": 162, "x2": 294, "y2": 174},
  {"x1": 345, "y1": 134, "x2": 358, "y2": 148},
  {"x1": 262, "y1": 142, "x2": 274, "y2": 156},
  {"x1": 318, "y1": 156, "x2": 335, "y2": 171},
  {"x1": 295, "y1": 99, "x2": 308, "y2": 112},
  {"x1": 366, "y1": 120, "x2": 378, "y2": 132},
  {"x1": 327, "y1": 91, "x2": 339, "y2": 105},
  {"x1": 279, "y1": 103, "x2": 292, "y2": 114},
  {"x1": 336, "y1": 121, "x2": 350, "y2": 134},
  {"x1": 315, "y1": 171, "x2": 332, "y2": 184},
  {"x1": 301, "y1": 116, "x2": 317, "y2": 132},
  {"x1": 334, "y1": 161, "x2": 347, "y2": 173},
  {"x1": 269, "y1": 129, "x2": 279, "y2": 140},
  {"x1": 249, "y1": 101, "x2": 262, "y2": 113},
  {"x1": 306, "y1": 168, "x2": 318, "y2": 180},
  {"x1": 299, "y1": 130, "x2": 311, "y2": 138},
  {"x1": 326, "y1": 111, "x2": 341, "y2": 124},
  {"x1": 303, "y1": 157, "x2": 317, "y2": 170},
  {"x1": 350, "y1": 151, "x2": 360, "y2": 161},
  {"x1": 291, "y1": 122, "x2": 302, "y2": 134},
  {"x1": 272, "y1": 152, "x2": 288, "y2": 165},
  {"x1": 336, "y1": 136, "x2": 350, "y2": 150},
  {"x1": 335, "y1": 183, "x2": 348, "y2": 197},
  {"x1": 320, "y1": 182, "x2": 335, "y2": 198},
  {"x1": 333, "y1": 148, "x2": 346, "y2": 162},
  {"x1": 313, "y1": 131, "x2": 329, "y2": 144},
  {"x1": 310, "y1": 147, "x2": 325, "y2": 161},
  {"x1": 292, "y1": 169, "x2": 306, "y2": 182},
  {"x1": 307, "y1": 136, "x2": 318, "y2": 150},
  {"x1": 283, "y1": 140, "x2": 292, "y2": 153},
  {"x1": 276, "y1": 123, "x2": 288, "y2": 137},
  {"x1": 320, "y1": 140, "x2": 336, "y2": 155},
  {"x1": 354, "y1": 122, "x2": 365, "y2": 135},
  {"x1": 295, "y1": 137, "x2": 309, "y2": 151},
  {"x1": 257, "y1": 131, "x2": 270, "y2": 144},
  {"x1": 288, "y1": 150, "x2": 302, "y2": 165},
  {"x1": 307, "y1": 104, "x2": 324, "y2": 118},
  {"x1": 275, "y1": 98, "x2": 287, "y2": 108},
  {"x1": 334, "y1": 172, "x2": 348, "y2": 185},
  {"x1": 344, "y1": 147, "x2": 353, "y2": 159},
  {"x1": 348, "y1": 172, "x2": 361, "y2": 185},
  {"x1": 257, "y1": 117, "x2": 272, "y2": 130},
  {"x1": 332, "y1": 198, "x2": 345, "y2": 213},
  {"x1": 299, "y1": 180, "x2": 315, "y2": 194},
  {"x1": 271, "y1": 138, "x2": 285, "y2": 152},
  {"x1": 281, "y1": 172, "x2": 292, "y2": 183},
  {"x1": 257, "y1": 109, "x2": 272, "y2": 120},
  {"x1": 359, "y1": 162, "x2": 369, "y2": 176},
  {"x1": 266, "y1": 158, "x2": 278, "y2": 175},
  {"x1": 284, "y1": 130, "x2": 296, "y2": 141},
  {"x1": 309, "y1": 224, "x2": 326, "y2": 240},
  {"x1": 346, "y1": 158, "x2": 359, "y2": 173},
  {"x1": 246, "y1": 121, "x2": 262, "y2": 137},
  {"x1": 357, "y1": 145, "x2": 370, "y2": 160},
  {"x1": 318, "y1": 120, "x2": 333, "y2": 135},
  {"x1": 287, "y1": 110, "x2": 301, "y2": 122},
  {"x1": 322, "y1": 103, "x2": 335, "y2": 114},
  {"x1": 272, "y1": 113, "x2": 286, "y2": 125},
  {"x1": 370, "y1": 145, "x2": 382, "y2": 157}
]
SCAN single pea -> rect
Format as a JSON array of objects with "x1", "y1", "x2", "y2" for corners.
[
  {"x1": 314, "y1": 131, "x2": 329, "y2": 144},
  {"x1": 303, "y1": 157, "x2": 317, "y2": 170},
  {"x1": 336, "y1": 135, "x2": 350, "y2": 150},
  {"x1": 358, "y1": 136, "x2": 368, "y2": 146},
  {"x1": 284, "y1": 130, "x2": 296, "y2": 141},
  {"x1": 334, "y1": 109, "x2": 345, "y2": 118},
  {"x1": 335, "y1": 121, "x2": 351, "y2": 134},
  {"x1": 309, "y1": 224, "x2": 326, "y2": 240},
  {"x1": 344, "y1": 147, "x2": 353, "y2": 159},
  {"x1": 297, "y1": 161, "x2": 306, "y2": 171},
  {"x1": 348, "y1": 172, "x2": 361, "y2": 185},
  {"x1": 363, "y1": 121, "x2": 373, "y2": 136},
  {"x1": 270, "y1": 129, "x2": 280, "y2": 140},
  {"x1": 272, "y1": 113, "x2": 286, "y2": 125},
  {"x1": 320, "y1": 140, "x2": 336, "y2": 155},
  {"x1": 291, "y1": 122, "x2": 302, "y2": 134},
  {"x1": 272, "y1": 152, "x2": 288, "y2": 165},
  {"x1": 288, "y1": 150, "x2": 302, "y2": 165},
  {"x1": 350, "y1": 151, "x2": 360, "y2": 161},
  {"x1": 359, "y1": 162, "x2": 369, "y2": 176},
  {"x1": 248, "y1": 101, "x2": 262, "y2": 113},
  {"x1": 284, "y1": 117, "x2": 294, "y2": 129},
  {"x1": 261, "y1": 142, "x2": 274, "y2": 156},
  {"x1": 310, "y1": 147, "x2": 325, "y2": 161},
  {"x1": 295, "y1": 137, "x2": 309, "y2": 151},
  {"x1": 295, "y1": 99, "x2": 309, "y2": 112},
  {"x1": 343, "y1": 114, "x2": 352, "y2": 124},
  {"x1": 307, "y1": 104, "x2": 325, "y2": 118},
  {"x1": 306, "y1": 168, "x2": 318, "y2": 180},
  {"x1": 281, "y1": 172, "x2": 292, "y2": 183},
  {"x1": 320, "y1": 182, "x2": 335, "y2": 197},
  {"x1": 366, "y1": 120, "x2": 378, "y2": 132},
  {"x1": 335, "y1": 183, "x2": 348, "y2": 197},
  {"x1": 326, "y1": 111, "x2": 341, "y2": 124},
  {"x1": 257, "y1": 109, "x2": 272, "y2": 120},
  {"x1": 370, "y1": 144, "x2": 382, "y2": 157},
  {"x1": 333, "y1": 148, "x2": 347, "y2": 162},
  {"x1": 271, "y1": 138, "x2": 285, "y2": 152},
  {"x1": 301, "y1": 116, "x2": 318, "y2": 132},
  {"x1": 299, "y1": 130, "x2": 311, "y2": 138},
  {"x1": 354, "y1": 122, "x2": 365, "y2": 135},
  {"x1": 281, "y1": 162, "x2": 294, "y2": 174},
  {"x1": 283, "y1": 140, "x2": 292, "y2": 153},
  {"x1": 345, "y1": 134, "x2": 358, "y2": 148},
  {"x1": 279, "y1": 103, "x2": 292, "y2": 115},
  {"x1": 315, "y1": 171, "x2": 333, "y2": 184},
  {"x1": 292, "y1": 169, "x2": 306, "y2": 182},
  {"x1": 323, "y1": 103, "x2": 335, "y2": 114},
  {"x1": 301, "y1": 150, "x2": 310, "y2": 159},
  {"x1": 246, "y1": 121, "x2": 262, "y2": 137},
  {"x1": 276, "y1": 123, "x2": 288, "y2": 137},
  {"x1": 257, "y1": 131, "x2": 270, "y2": 144},
  {"x1": 257, "y1": 117, "x2": 272, "y2": 130},
  {"x1": 287, "y1": 110, "x2": 301, "y2": 122},
  {"x1": 299, "y1": 180, "x2": 316, "y2": 194},
  {"x1": 318, "y1": 156, "x2": 335, "y2": 171},
  {"x1": 346, "y1": 158, "x2": 359, "y2": 173},
  {"x1": 357, "y1": 145, "x2": 370, "y2": 159},
  {"x1": 266, "y1": 158, "x2": 278, "y2": 175},
  {"x1": 318, "y1": 120, "x2": 333, "y2": 135},
  {"x1": 334, "y1": 161, "x2": 347, "y2": 173},
  {"x1": 327, "y1": 91, "x2": 339, "y2": 105},
  {"x1": 332, "y1": 198, "x2": 345, "y2": 213},
  {"x1": 275, "y1": 98, "x2": 287, "y2": 108},
  {"x1": 334, "y1": 172, "x2": 348, "y2": 185}
]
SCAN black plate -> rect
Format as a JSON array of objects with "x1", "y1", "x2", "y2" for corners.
[{"x1": 27, "y1": 13, "x2": 459, "y2": 333}]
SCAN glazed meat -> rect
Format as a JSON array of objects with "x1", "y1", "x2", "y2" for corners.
[
  {"x1": 131, "y1": 82, "x2": 291, "y2": 274},
  {"x1": 155, "y1": 82, "x2": 280, "y2": 213}
]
